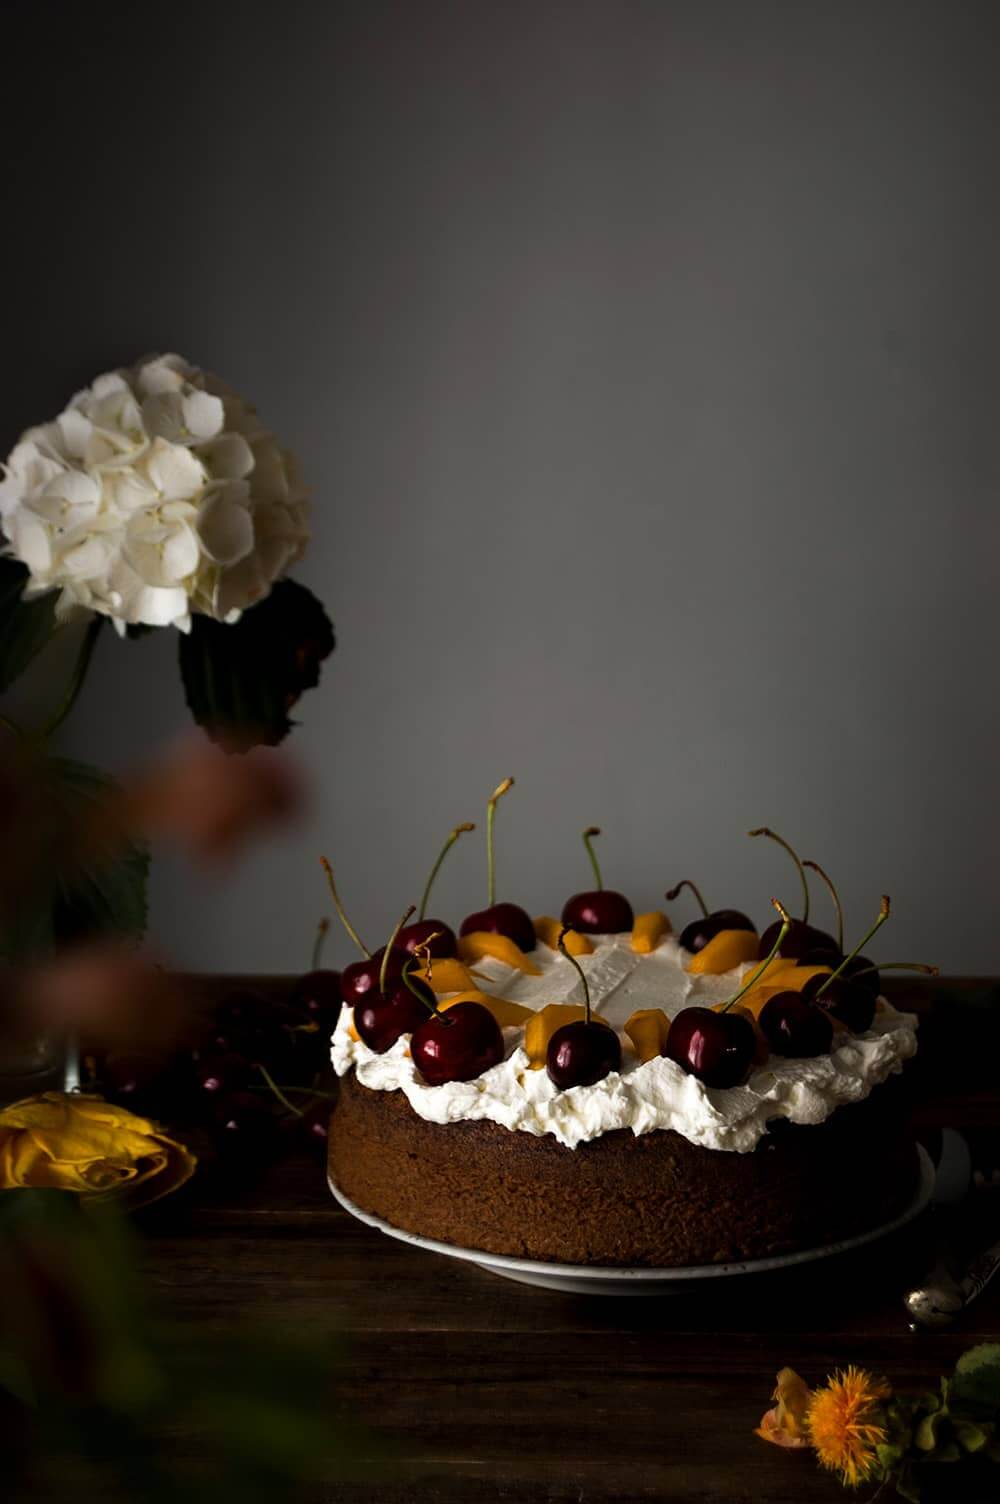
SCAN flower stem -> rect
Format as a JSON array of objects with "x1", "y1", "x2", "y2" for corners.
[
  {"x1": 41, "y1": 616, "x2": 103, "y2": 740},
  {"x1": 664, "y1": 879, "x2": 710, "y2": 917},
  {"x1": 418, "y1": 823, "x2": 475, "y2": 920},
  {"x1": 486, "y1": 777, "x2": 514, "y2": 907},
  {"x1": 582, "y1": 827, "x2": 603, "y2": 890}
]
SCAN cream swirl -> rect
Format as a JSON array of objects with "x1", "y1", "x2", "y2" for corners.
[{"x1": 330, "y1": 933, "x2": 918, "y2": 1152}]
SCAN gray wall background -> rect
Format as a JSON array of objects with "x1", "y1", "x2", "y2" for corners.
[{"x1": 3, "y1": 1, "x2": 998, "y2": 974}]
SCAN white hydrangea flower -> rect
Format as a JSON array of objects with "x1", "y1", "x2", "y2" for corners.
[{"x1": 0, "y1": 354, "x2": 310, "y2": 633}]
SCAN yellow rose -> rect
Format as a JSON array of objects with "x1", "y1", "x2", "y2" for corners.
[{"x1": 0, "y1": 1093, "x2": 196, "y2": 1208}]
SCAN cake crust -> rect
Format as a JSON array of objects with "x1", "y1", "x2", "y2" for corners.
[{"x1": 329, "y1": 1070, "x2": 918, "y2": 1267}]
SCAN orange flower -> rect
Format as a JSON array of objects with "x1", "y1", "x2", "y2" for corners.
[
  {"x1": 756, "y1": 1367, "x2": 813, "y2": 1449},
  {"x1": 806, "y1": 1366, "x2": 890, "y2": 1488}
]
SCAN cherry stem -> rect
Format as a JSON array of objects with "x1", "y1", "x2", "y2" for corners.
[
  {"x1": 401, "y1": 954, "x2": 444, "y2": 1021},
  {"x1": 815, "y1": 897, "x2": 891, "y2": 998},
  {"x1": 418, "y1": 822, "x2": 475, "y2": 920},
  {"x1": 581, "y1": 826, "x2": 604, "y2": 890},
  {"x1": 558, "y1": 925, "x2": 592, "y2": 1024},
  {"x1": 311, "y1": 917, "x2": 330, "y2": 972},
  {"x1": 256, "y1": 1063, "x2": 303, "y2": 1117},
  {"x1": 851, "y1": 961, "x2": 939, "y2": 978},
  {"x1": 803, "y1": 860, "x2": 843, "y2": 951},
  {"x1": 486, "y1": 777, "x2": 514, "y2": 907},
  {"x1": 664, "y1": 879, "x2": 709, "y2": 918},
  {"x1": 748, "y1": 828, "x2": 810, "y2": 922},
  {"x1": 721, "y1": 900, "x2": 791, "y2": 1014},
  {"x1": 319, "y1": 858, "x2": 370, "y2": 958},
  {"x1": 380, "y1": 905, "x2": 415, "y2": 993}
]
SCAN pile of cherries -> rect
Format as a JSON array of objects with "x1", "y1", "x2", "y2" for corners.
[
  {"x1": 661, "y1": 828, "x2": 933, "y2": 1088},
  {"x1": 90, "y1": 937, "x2": 343, "y2": 1163}
]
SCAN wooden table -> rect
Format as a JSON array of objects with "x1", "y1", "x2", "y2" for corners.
[{"x1": 135, "y1": 977, "x2": 999, "y2": 1502}]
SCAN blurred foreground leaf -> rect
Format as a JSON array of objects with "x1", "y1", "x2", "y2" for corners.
[{"x1": 0, "y1": 558, "x2": 59, "y2": 692}]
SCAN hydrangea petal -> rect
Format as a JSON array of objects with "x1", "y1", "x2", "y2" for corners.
[{"x1": 197, "y1": 487, "x2": 254, "y2": 567}]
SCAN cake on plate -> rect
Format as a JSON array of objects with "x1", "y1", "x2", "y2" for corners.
[{"x1": 327, "y1": 788, "x2": 923, "y2": 1267}]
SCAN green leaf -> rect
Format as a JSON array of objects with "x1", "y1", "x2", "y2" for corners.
[
  {"x1": 952, "y1": 1344, "x2": 1000, "y2": 1413},
  {"x1": 178, "y1": 579, "x2": 334, "y2": 751},
  {"x1": 0, "y1": 756, "x2": 148, "y2": 959},
  {"x1": 916, "y1": 1410, "x2": 948, "y2": 1451},
  {"x1": 0, "y1": 558, "x2": 59, "y2": 692},
  {"x1": 955, "y1": 1422, "x2": 989, "y2": 1453}
]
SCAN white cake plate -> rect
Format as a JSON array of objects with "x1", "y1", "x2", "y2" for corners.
[{"x1": 328, "y1": 1145, "x2": 934, "y2": 1296}]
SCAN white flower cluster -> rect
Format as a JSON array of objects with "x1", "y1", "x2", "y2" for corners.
[{"x1": 0, "y1": 354, "x2": 310, "y2": 633}]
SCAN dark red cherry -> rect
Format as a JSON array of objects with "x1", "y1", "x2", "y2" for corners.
[
  {"x1": 800, "y1": 973, "x2": 876, "y2": 1033},
  {"x1": 396, "y1": 919, "x2": 457, "y2": 960},
  {"x1": 759, "y1": 991, "x2": 834, "y2": 1058},
  {"x1": 679, "y1": 909, "x2": 755, "y2": 954},
  {"x1": 287, "y1": 969, "x2": 342, "y2": 1028},
  {"x1": 757, "y1": 919, "x2": 838, "y2": 961},
  {"x1": 840, "y1": 955, "x2": 879, "y2": 995},
  {"x1": 460, "y1": 902, "x2": 536, "y2": 954},
  {"x1": 546, "y1": 1019, "x2": 622, "y2": 1089},
  {"x1": 797, "y1": 945, "x2": 844, "y2": 971},
  {"x1": 411, "y1": 1001, "x2": 504, "y2": 1086},
  {"x1": 298, "y1": 1099, "x2": 332, "y2": 1152},
  {"x1": 212, "y1": 1089, "x2": 274, "y2": 1148},
  {"x1": 663, "y1": 1006, "x2": 756, "y2": 1089},
  {"x1": 560, "y1": 890, "x2": 634, "y2": 935},
  {"x1": 195, "y1": 1051, "x2": 251, "y2": 1096},
  {"x1": 339, "y1": 946, "x2": 406, "y2": 1007},
  {"x1": 354, "y1": 975, "x2": 436, "y2": 1054}
]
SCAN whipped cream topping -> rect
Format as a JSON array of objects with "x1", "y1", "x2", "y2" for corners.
[{"x1": 331, "y1": 934, "x2": 918, "y2": 1153}]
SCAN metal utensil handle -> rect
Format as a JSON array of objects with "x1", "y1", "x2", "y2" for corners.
[{"x1": 905, "y1": 1237, "x2": 1000, "y2": 1329}]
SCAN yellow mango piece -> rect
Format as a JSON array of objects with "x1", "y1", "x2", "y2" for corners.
[
  {"x1": 457, "y1": 932, "x2": 542, "y2": 975},
  {"x1": 630, "y1": 911, "x2": 672, "y2": 954},
  {"x1": 437, "y1": 990, "x2": 533, "y2": 1028},
  {"x1": 348, "y1": 1017, "x2": 359, "y2": 1042},
  {"x1": 747, "y1": 955, "x2": 797, "y2": 987},
  {"x1": 623, "y1": 1008, "x2": 670, "y2": 1062},
  {"x1": 686, "y1": 928, "x2": 759, "y2": 975},
  {"x1": 533, "y1": 916, "x2": 594, "y2": 956},
  {"x1": 759, "y1": 964, "x2": 832, "y2": 993},
  {"x1": 415, "y1": 958, "x2": 478, "y2": 995},
  {"x1": 523, "y1": 1002, "x2": 611, "y2": 1069},
  {"x1": 716, "y1": 986, "x2": 785, "y2": 1021}
]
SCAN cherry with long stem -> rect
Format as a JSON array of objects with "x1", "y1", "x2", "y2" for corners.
[
  {"x1": 486, "y1": 777, "x2": 514, "y2": 907},
  {"x1": 418, "y1": 823, "x2": 475, "y2": 921},
  {"x1": 803, "y1": 859, "x2": 843, "y2": 951},
  {"x1": 814, "y1": 897, "x2": 891, "y2": 998},
  {"x1": 665, "y1": 879, "x2": 710, "y2": 918},
  {"x1": 748, "y1": 829, "x2": 810, "y2": 921},
  {"x1": 320, "y1": 857, "x2": 370, "y2": 957},
  {"x1": 720, "y1": 900, "x2": 791, "y2": 1012}
]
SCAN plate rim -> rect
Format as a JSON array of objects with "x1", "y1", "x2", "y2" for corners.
[{"x1": 328, "y1": 1143, "x2": 934, "y2": 1283}]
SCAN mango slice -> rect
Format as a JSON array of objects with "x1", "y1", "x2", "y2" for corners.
[
  {"x1": 458, "y1": 932, "x2": 542, "y2": 975},
  {"x1": 630, "y1": 911, "x2": 672, "y2": 954},
  {"x1": 623, "y1": 1007, "x2": 670, "y2": 1062},
  {"x1": 437, "y1": 990, "x2": 533, "y2": 1028},
  {"x1": 757, "y1": 964, "x2": 832, "y2": 993},
  {"x1": 533, "y1": 916, "x2": 594, "y2": 956},
  {"x1": 715, "y1": 986, "x2": 785, "y2": 1021},
  {"x1": 415, "y1": 958, "x2": 479, "y2": 995},
  {"x1": 686, "y1": 928, "x2": 759, "y2": 975},
  {"x1": 524, "y1": 1002, "x2": 611, "y2": 1069}
]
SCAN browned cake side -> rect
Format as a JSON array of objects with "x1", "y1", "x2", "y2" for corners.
[{"x1": 328, "y1": 1071, "x2": 918, "y2": 1266}]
